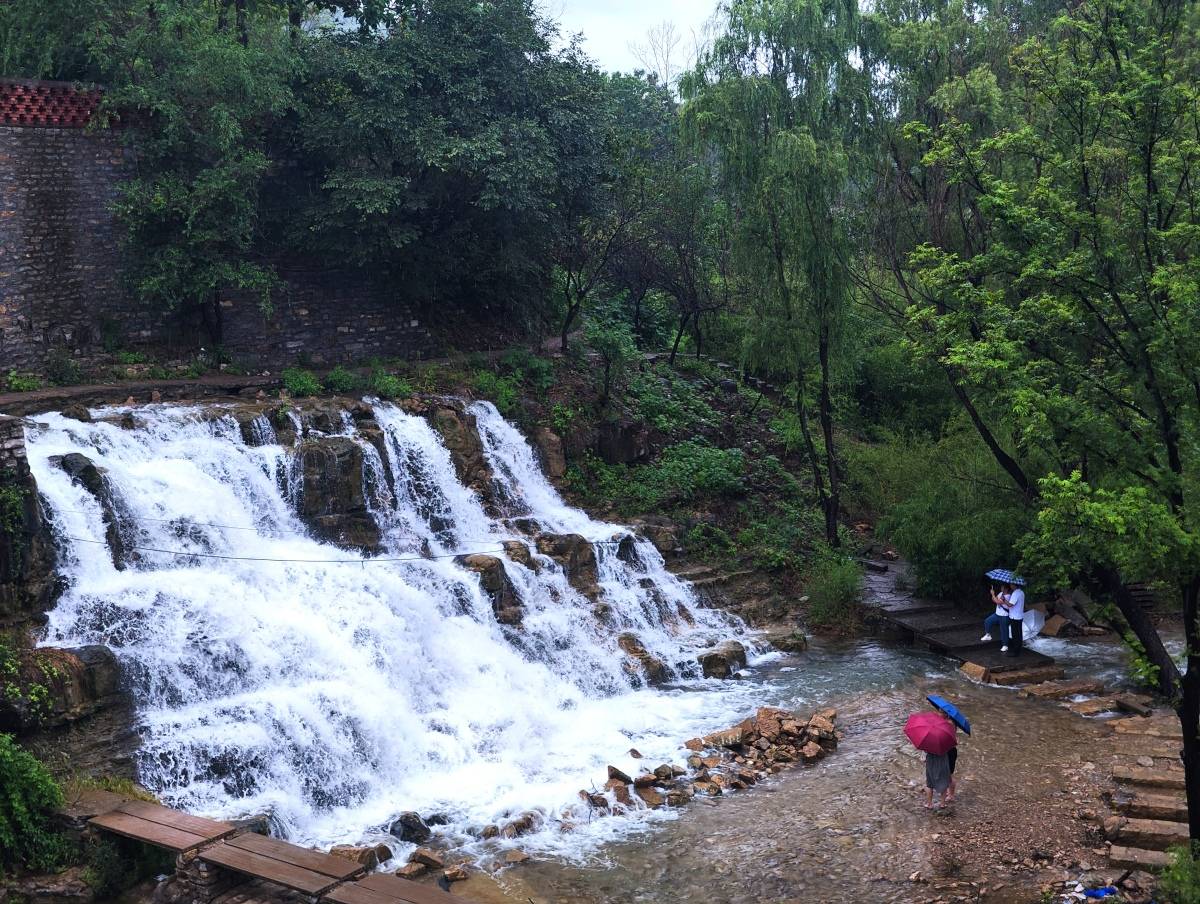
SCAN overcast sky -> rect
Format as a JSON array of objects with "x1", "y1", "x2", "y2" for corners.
[{"x1": 548, "y1": 0, "x2": 720, "y2": 75}]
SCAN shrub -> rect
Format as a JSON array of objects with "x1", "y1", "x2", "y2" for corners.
[
  {"x1": 805, "y1": 557, "x2": 863, "y2": 632},
  {"x1": 0, "y1": 733, "x2": 72, "y2": 871},
  {"x1": 324, "y1": 365, "x2": 361, "y2": 393},
  {"x1": 567, "y1": 442, "x2": 744, "y2": 513},
  {"x1": 1162, "y1": 844, "x2": 1200, "y2": 904},
  {"x1": 45, "y1": 350, "x2": 82, "y2": 387},
  {"x1": 370, "y1": 370, "x2": 413, "y2": 400},
  {"x1": 628, "y1": 369, "x2": 718, "y2": 433},
  {"x1": 584, "y1": 318, "x2": 639, "y2": 404},
  {"x1": 473, "y1": 370, "x2": 520, "y2": 415},
  {"x1": 4, "y1": 371, "x2": 42, "y2": 393},
  {"x1": 113, "y1": 350, "x2": 148, "y2": 366},
  {"x1": 500, "y1": 348, "x2": 554, "y2": 391},
  {"x1": 736, "y1": 502, "x2": 825, "y2": 571},
  {"x1": 282, "y1": 368, "x2": 322, "y2": 398},
  {"x1": 83, "y1": 836, "x2": 173, "y2": 899}
]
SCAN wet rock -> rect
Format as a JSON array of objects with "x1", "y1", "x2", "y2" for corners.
[
  {"x1": 443, "y1": 864, "x2": 468, "y2": 882},
  {"x1": 637, "y1": 523, "x2": 680, "y2": 558},
  {"x1": 331, "y1": 845, "x2": 380, "y2": 869},
  {"x1": 698, "y1": 641, "x2": 748, "y2": 679},
  {"x1": 9, "y1": 866, "x2": 94, "y2": 904},
  {"x1": 503, "y1": 850, "x2": 530, "y2": 865},
  {"x1": 628, "y1": 748, "x2": 643, "y2": 759},
  {"x1": 480, "y1": 825, "x2": 499, "y2": 839},
  {"x1": 605, "y1": 779, "x2": 634, "y2": 809},
  {"x1": 617, "y1": 633, "x2": 669, "y2": 686},
  {"x1": 389, "y1": 811, "x2": 431, "y2": 843},
  {"x1": 633, "y1": 773, "x2": 658, "y2": 788},
  {"x1": 800, "y1": 740, "x2": 824, "y2": 761},
  {"x1": 635, "y1": 786, "x2": 665, "y2": 808},
  {"x1": 295, "y1": 437, "x2": 381, "y2": 553},
  {"x1": 533, "y1": 428, "x2": 567, "y2": 478},
  {"x1": 500, "y1": 811, "x2": 540, "y2": 838},
  {"x1": 535, "y1": 533, "x2": 599, "y2": 596},
  {"x1": 607, "y1": 765, "x2": 634, "y2": 784},
  {"x1": 702, "y1": 723, "x2": 748, "y2": 748},
  {"x1": 459, "y1": 554, "x2": 522, "y2": 626},
  {"x1": 765, "y1": 629, "x2": 809, "y2": 653},
  {"x1": 502, "y1": 540, "x2": 536, "y2": 570},
  {"x1": 409, "y1": 848, "x2": 445, "y2": 869},
  {"x1": 684, "y1": 738, "x2": 703, "y2": 752},
  {"x1": 754, "y1": 706, "x2": 792, "y2": 742},
  {"x1": 429, "y1": 405, "x2": 492, "y2": 493},
  {"x1": 396, "y1": 862, "x2": 426, "y2": 879},
  {"x1": 61, "y1": 404, "x2": 92, "y2": 423},
  {"x1": 52, "y1": 452, "x2": 130, "y2": 570}
]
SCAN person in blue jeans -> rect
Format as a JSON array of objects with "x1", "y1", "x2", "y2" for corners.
[
  {"x1": 1004, "y1": 582, "x2": 1026, "y2": 656},
  {"x1": 981, "y1": 584, "x2": 1010, "y2": 646}
]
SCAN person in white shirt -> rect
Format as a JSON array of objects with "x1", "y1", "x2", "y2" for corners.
[
  {"x1": 982, "y1": 585, "x2": 1010, "y2": 645},
  {"x1": 1003, "y1": 583, "x2": 1026, "y2": 656}
]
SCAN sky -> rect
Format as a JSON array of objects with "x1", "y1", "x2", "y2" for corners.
[{"x1": 549, "y1": 0, "x2": 719, "y2": 76}]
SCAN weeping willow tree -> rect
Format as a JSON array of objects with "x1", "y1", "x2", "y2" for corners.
[{"x1": 681, "y1": 0, "x2": 866, "y2": 547}]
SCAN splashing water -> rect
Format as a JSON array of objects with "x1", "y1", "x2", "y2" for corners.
[{"x1": 25, "y1": 401, "x2": 764, "y2": 855}]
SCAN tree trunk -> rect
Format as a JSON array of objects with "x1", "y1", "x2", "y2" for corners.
[
  {"x1": 946, "y1": 373, "x2": 1034, "y2": 498},
  {"x1": 796, "y1": 383, "x2": 829, "y2": 519},
  {"x1": 198, "y1": 296, "x2": 225, "y2": 347},
  {"x1": 560, "y1": 299, "x2": 580, "y2": 354},
  {"x1": 668, "y1": 313, "x2": 688, "y2": 365},
  {"x1": 817, "y1": 330, "x2": 840, "y2": 548},
  {"x1": 1180, "y1": 576, "x2": 1200, "y2": 844},
  {"x1": 218, "y1": 0, "x2": 231, "y2": 30},
  {"x1": 235, "y1": 0, "x2": 248, "y2": 46}
]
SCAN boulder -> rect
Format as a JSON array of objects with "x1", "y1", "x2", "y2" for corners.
[
  {"x1": 535, "y1": 533, "x2": 599, "y2": 596},
  {"x1": 596, "y1": 420, "x2": 650, "y2": 465},
  {"x1": 617, "y1": 633, "x2": 670, "y2": 686},
  {"x1": 800, "y1": 741, "x2": 824, "y2": 761},
  {"x1": 764, "y1": 629, "x2": 809, "y2": 653},
  {"x1": 443, "y1": 864, "x2": 468, "y2": 882},
  {"x1": 502, "y1": 540, "x2": 536, "y2": 570},
  {"x1": 533, "y1": 428, "x2": 567, "y2": 479},
  {"x1": 295, "y1": 437, "x2": 381, "y2": 553},
  {"x1": 1041, "y1": 614, "x2": 1077, "y2": 637},
  {"x1": 61, "y1": 404, "x2": 92, "y2": 423},
  {"x1": 53, "y1": 452, "x2": 130, "y2": 570},
  {"x1": 408, "y1": 848, "x2": 445, "y2": 869},
  {"x1": 503, "y1": 850, "x2": 530, "y2": 865},
  {"x1": 607, "y1": 765, "x2": 634, "y2": 784},
  {"x1": 701, "y1": 725, "x2": 747, "y2": 748},
  {"x1": 429, "y1": 405, "x2": 492, "y2": 493},
  {"x1": 634, "y1": 786, "x2": 665, "y2": 808},
  {"x1": 389, "y1": 811, "x2": 431, "y2": 843},
  {"x1": 500, "y1": 811, "x2": 540, "y2": 838},
  {"x1": 459, "y1": 554, "x2": 523, "y2": 625},
  {"x1": 605, "y1": 779, "x2": 633, "y2": 809},
  {"x1": 638, "y1": 524, "x2": 681, "y2": 558},
  {"x1": 396, "y1": 863, "x2": 426, "y2": 879},
  {"x1": 698, "y1": 641, "x2": 748, "y2": 679},
  {"x1": 330, "y1": 845, "x2": 380, "y2": 869}
]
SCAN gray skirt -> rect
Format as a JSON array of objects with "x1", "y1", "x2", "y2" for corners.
[{"x1": 925, "y1": 751, "x2": 952, "y2": 791}]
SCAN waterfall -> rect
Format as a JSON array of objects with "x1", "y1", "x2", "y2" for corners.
[{"x1": 25, "y1": 401, "x2": 761, "y2": 855}]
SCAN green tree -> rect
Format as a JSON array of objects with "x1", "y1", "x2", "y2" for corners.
[
  {"x1": 899, "y1": 0, "x2": 1200, "y2": 841},
  {"x1": 682, "y1": 0, "x2": 867, "y2": 547}
]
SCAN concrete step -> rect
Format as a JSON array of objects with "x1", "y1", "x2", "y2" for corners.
[
  {"x1": 1104, "y1": 815, "x2": 1189, "y2": 851},
  {"x1": 1108, "y1": 844, "x2": 1173, "y2": 870},
  {"x1": 1112, "y1": 717, "x2": 1182, "y2": 740},
  {"x1": 1116, "y1": 791, "x2": 1188, "y2": 822},
  {"x1": 1019, "y1": 678, "x2": 1106, "y2": 700},
  {"x1": 1113, "y1": 766, "x2": 1186, "y2": 790}
]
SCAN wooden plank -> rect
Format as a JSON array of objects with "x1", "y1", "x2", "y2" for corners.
[
  {"x1": 1108, "y1": 844, "x2": 1172, "y2": 870},
  {"x1": 357, "y1": 872, "x2": 468, "y2": 904},
  {"x1": 89, "y1": 810, "x2": 209, "y2": 852},
  {"x1": 224, "y1": 832, "x2": 364, "y2": 880},
  {"x1": 116, "y1": 800, "x2": 235, "y2": 841},
  {"x1": 1114, "y1": 694, "x2": 1155, "y2": 717},
  {"x1": 1113, "y1": 766, "x2": 1186, "y2": 790},
  {"x1": 323, "y1": 883, "x2": 404, "y2": 904},
  {"x1": 200, "y1": 842, "x2": 339, "y2": 896}
]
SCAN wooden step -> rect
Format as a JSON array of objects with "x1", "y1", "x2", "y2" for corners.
[
  {"x1": 224, "y1": 832, "x2": 364, "y2": 881},
  {"x1": 200, "y1": 841, "x2": 341, "y2": 896},
  {"x1": 89, "y1": 801, "x2": 236, "y2": 853},
  {"x1": 1108, "y1": 844, "x2": 1173, "y2": 870},
  {"x1": 1113, "y1": 766, "x2": 1186, "y2": 790},
  {"x1": 1020, "y1": 679, "x2": 1106, "y2": 700},
  {"x1": 987, "y1": 665, "x2": 1066, "y2": 686},
  {"x1": 1117, "y1": 791, "x2": 1188, "y2": 822},
  {"x1": 353, "y1": 872, "x2": 470, "y2": 904},
  {"x1": 1104, "y1": 815, "x2": 1190, "y2": 850}
]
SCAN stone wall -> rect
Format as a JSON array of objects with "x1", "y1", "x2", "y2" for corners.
[
  {"x1": 0, "y1": 414, "x2": 57, "y2": 624},
  {"x1": 0, "y1": 123, "x2": 180, "y2": 371},
  {"x1": 0, "y1": 79, "x2": 438, "y2": 376}
]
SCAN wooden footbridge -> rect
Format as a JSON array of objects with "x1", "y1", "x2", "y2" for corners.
[
  {"x1": 863, "y1": 563, "x2": 1062, "y2": 683},
  {"x1": 90, "y1": 800, "x2": 467, "y2": 904}
]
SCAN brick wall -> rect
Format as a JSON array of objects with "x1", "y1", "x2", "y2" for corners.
[{"x1": 0, "y1": 79, "x2": 437, "y2": 376}]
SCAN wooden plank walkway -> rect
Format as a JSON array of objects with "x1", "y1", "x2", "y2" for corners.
[
  {"x1": 89, "y1": 801, "x2": 468, "y2": 904},
  {"x1": 864, "y1": 564, "x2": 1057, "y2": 675}
]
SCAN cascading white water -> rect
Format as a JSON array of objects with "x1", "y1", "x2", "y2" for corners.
[{"x1": 25, "y1": 400, "x2": 764, "y2": 856}]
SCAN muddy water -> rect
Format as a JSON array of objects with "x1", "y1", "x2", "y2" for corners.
[{"x1": 462, "y1": 635, "x2": 1126, "y2": 904}]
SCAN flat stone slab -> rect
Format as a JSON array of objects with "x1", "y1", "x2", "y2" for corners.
[
  {"x1": 1117, "y1": 791, "x2": 1188, "y2": 822},
  {"x1": 1019, "y1": 679, "x2": 1106, "y2": 700},
  {"x1": 1108, "y1": 844, "x2": 1172, "y2": 870},
  {"x1": 1104, "y1": 815, "x2": 1190, "y2": 850},
  {"x1": 1113, "y1": 766, "x2": 1186, "y2": 790}
]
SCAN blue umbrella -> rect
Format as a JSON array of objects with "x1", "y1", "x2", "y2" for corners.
[
  {"x1": 927, "y1": 695, "x2": 971, "y2": 735},
  {"x1": 985, "y1": 568, "x2": 1025, "y2": 586}
]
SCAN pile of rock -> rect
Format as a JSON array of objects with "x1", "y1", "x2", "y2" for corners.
[{"x1": 577, "y1": 706, "x2": 840, "y2": 819}]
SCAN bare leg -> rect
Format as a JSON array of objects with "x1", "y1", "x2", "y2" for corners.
[
  {"x1": 924, "y1": 787, "x2": 933, "y2": 809},
  {"x1": 946, "y1": 777, "x2": 957, "y2": 802}
]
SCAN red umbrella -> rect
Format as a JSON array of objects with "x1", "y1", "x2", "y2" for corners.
[{"x1": 905, "y1": 712, "x2": 957, "y2": 755}]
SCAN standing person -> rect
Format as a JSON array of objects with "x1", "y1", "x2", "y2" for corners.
[
  {"x1": 1003, "y1": 581, "x2": 1025, "y2": 656},
  {"x1": 982, "y1": 584, "x2": 1010, "y2": 645},
  {"x1": 925, "y1": 747, "x2": 953, "y2": 809}
]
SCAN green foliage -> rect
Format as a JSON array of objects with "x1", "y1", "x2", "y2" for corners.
[
  {"x1": 370, "y1": 371, "x2": 413, "y2": 401},
  {"x1": 568, "y1": 442, "x2": 744, "y2": 514},
  {"x1": 0, "y1": 482, "x2": 24, "y2": 541},
  {"x1": 549, "y1": 403, "x2": 581, "y2": 435},
  {"x1": 473, "y1": 370, "x2": 521, "y2": 416},
  {"x1": 0, "y1": 733, "x2": 71, "y2": 872},
  {"x1": 499, "y1": 349, "x2": 555, "y2": 392},
  {"x1": 113, "y1": 351, "x2": 148, "y2": 366},
  {"x1": 584, "y1": 316, "x2": 639, "y2": 403},
  {"x1": 281, "y1": 368, "x2": 322, "y2": 398},
  {"x1": 805, "y1": 557, "x2": 864, "y2": 632},
  {"x1": 735, "y1": 502, "x2": 825, "y2": 572},
  {"x1": 1161, "y1": 844, "x2": 1200, "y2": 904},
  {"x1": 628, "y1": 367, "x2": 718, "y2": 433},
  {"x1": 1122, "y1": 633, "x2": 1163, "y2": 690},
  {"x1": 3, "y1": 371, "x2": 42, "y2": 393},
  {"x1": 83, "y1": 837, "x2": 173, "y2": 899},
  {"x1": 45, "y1": 350, "x2": 82, "y2": 387},
  {"x1": 324, "y1": 366, "x2": 362, "y2": 394}
]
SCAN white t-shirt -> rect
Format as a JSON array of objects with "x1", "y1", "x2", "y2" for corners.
[
  {"x1": 1007, "y1": 588, "x2": 1026, "y2": 620},
  {"x1": 995, "y1": 593, "x2": 1009, "y2": 617}
]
